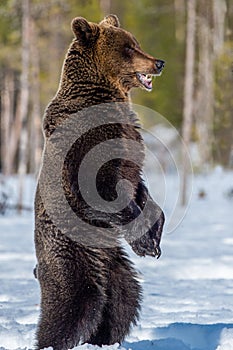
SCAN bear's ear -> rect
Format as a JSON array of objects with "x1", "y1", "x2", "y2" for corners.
[
  {"x1": 100, "y1": 14, "x2": 120, "y2": 28},
  {"x1": 71, "y1": 17, "x2": 99, "y2": 45}
]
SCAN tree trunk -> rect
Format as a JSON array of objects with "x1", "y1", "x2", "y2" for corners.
[
  {"x1": 213, "y1": 0, "x2": 226, "y2": 54},
  {"x1": 181, "y1": 0, "x2": 196, "y2": 206},
  {"x1": 195, "y1": 0, "x2": 226, "y2": 169},
  {"x1": 195, "y1": 8, "x2": 213, "y2": 169},
  {"x1": 100, "y1": 0, "x2": 112, "y2": 15},
  {"x1": 29, "y1": 17, "x2": 42, "y2": 175},
  {"x1": 17, "y1": 0, "x2": 30, "y2": 212},
  {"x1": 1, "y1": 71, "x2": 13, "y2": 175}
]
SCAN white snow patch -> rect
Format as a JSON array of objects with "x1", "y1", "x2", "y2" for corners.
[
  {"x1": 216, "y1": 328, "x2": 233, "y2": 350},
  {"x1": 40, "y1": 344, "x2": 124, "y2": 350}
]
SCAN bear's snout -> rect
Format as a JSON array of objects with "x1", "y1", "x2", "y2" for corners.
[{"x1": 155, "y1": 59, "x2": 165, "y2": 74}]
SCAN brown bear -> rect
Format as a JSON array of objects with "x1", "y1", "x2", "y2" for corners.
[{"x1": 34, "y1": 14, "x2": 165, "y2": 350}]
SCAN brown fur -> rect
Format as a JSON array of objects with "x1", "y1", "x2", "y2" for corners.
[{"x1": 34, "y1": 15, "x2": 165, "y2": 350}]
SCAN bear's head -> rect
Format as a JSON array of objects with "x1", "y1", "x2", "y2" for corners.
[{"x1": 67, "y1": 15, "x2": 165, "y2": 94}]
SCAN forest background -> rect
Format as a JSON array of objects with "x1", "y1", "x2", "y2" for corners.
[{"x1": 0, "y1": 0, "x2": 232, "y2": 208}]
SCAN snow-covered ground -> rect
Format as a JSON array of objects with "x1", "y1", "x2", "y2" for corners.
[{"x1": 0, "y1": 168, "x2": 233, "y2": 350}]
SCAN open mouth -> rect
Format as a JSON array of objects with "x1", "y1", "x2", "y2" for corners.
[{"x1": 136, "y1": 73, "x2": 161, "y2": 91}]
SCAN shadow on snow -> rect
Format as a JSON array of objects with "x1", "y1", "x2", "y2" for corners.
[{"x1": 124, "y1": 323, "x2": 233, "y2": 350}]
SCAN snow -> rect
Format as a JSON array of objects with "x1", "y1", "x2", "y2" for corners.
[{"x1": 0, "y1": 169, "x2": 233, "y2": 350}]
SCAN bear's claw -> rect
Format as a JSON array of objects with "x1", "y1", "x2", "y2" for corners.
[
  {"x1": 131, "y1": 233, "x2": 162, "y2": 258},
  {"x1": 154, "y1": 245, "x2": 161, "y2": 259}
]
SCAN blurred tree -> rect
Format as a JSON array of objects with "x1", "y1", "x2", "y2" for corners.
[
  {"x1": 213, "y1": 1, "x2": 233, "y2": 167},
  {"x1": 181, "y1": 0, "x2": 196, "y2": 206},
  {"x1": 18, "y1": 0, "x2": 30, "y2": 212},
  {"x1": 194, "y1": 0, "x2": 227, "y2": 168},
  {"x1": 0, "y1": 0, "x2": 21, "y2": 175},
  {"x1": 29, "y1": 16, "x2": 41, "y2": 174},
  {"x1": 213, "y1": 42, "x2": 233, "y2": 167},
  {"x1": 100, "y1": 0, "x2": 111, "y2": 14}
]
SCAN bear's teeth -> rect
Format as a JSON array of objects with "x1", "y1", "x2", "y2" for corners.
[{"x1": 136, "y1": 73, "x2": 153, "y2": 90}]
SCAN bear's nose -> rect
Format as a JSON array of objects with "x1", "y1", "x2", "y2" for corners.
[{"x1": 155, "y1": 59, "x2": 165, "y2": 72}]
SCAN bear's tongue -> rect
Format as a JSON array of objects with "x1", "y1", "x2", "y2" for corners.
[{"x1": 137, "y1": 73, "x2": 153, "y2": 90}]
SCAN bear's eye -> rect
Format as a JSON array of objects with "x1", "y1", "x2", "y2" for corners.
[{"x1": 124, "y1": 46, "x2": 135, "y2": 57}]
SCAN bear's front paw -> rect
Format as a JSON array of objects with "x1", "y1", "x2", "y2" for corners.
[
  {"x1": 131, "y1": 231, "x2": 161, "y2": 258},
  {"x1": 130, "y1": 210, "x2": 164, "y2": 258}
]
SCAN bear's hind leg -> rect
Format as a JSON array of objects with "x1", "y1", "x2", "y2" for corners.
[
  {"x1": 36, "y1": 255, "x2": 106, "y2": 350},
  {"x1": 88, "y1": 247, "x2": 142, "y2": 345}
]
